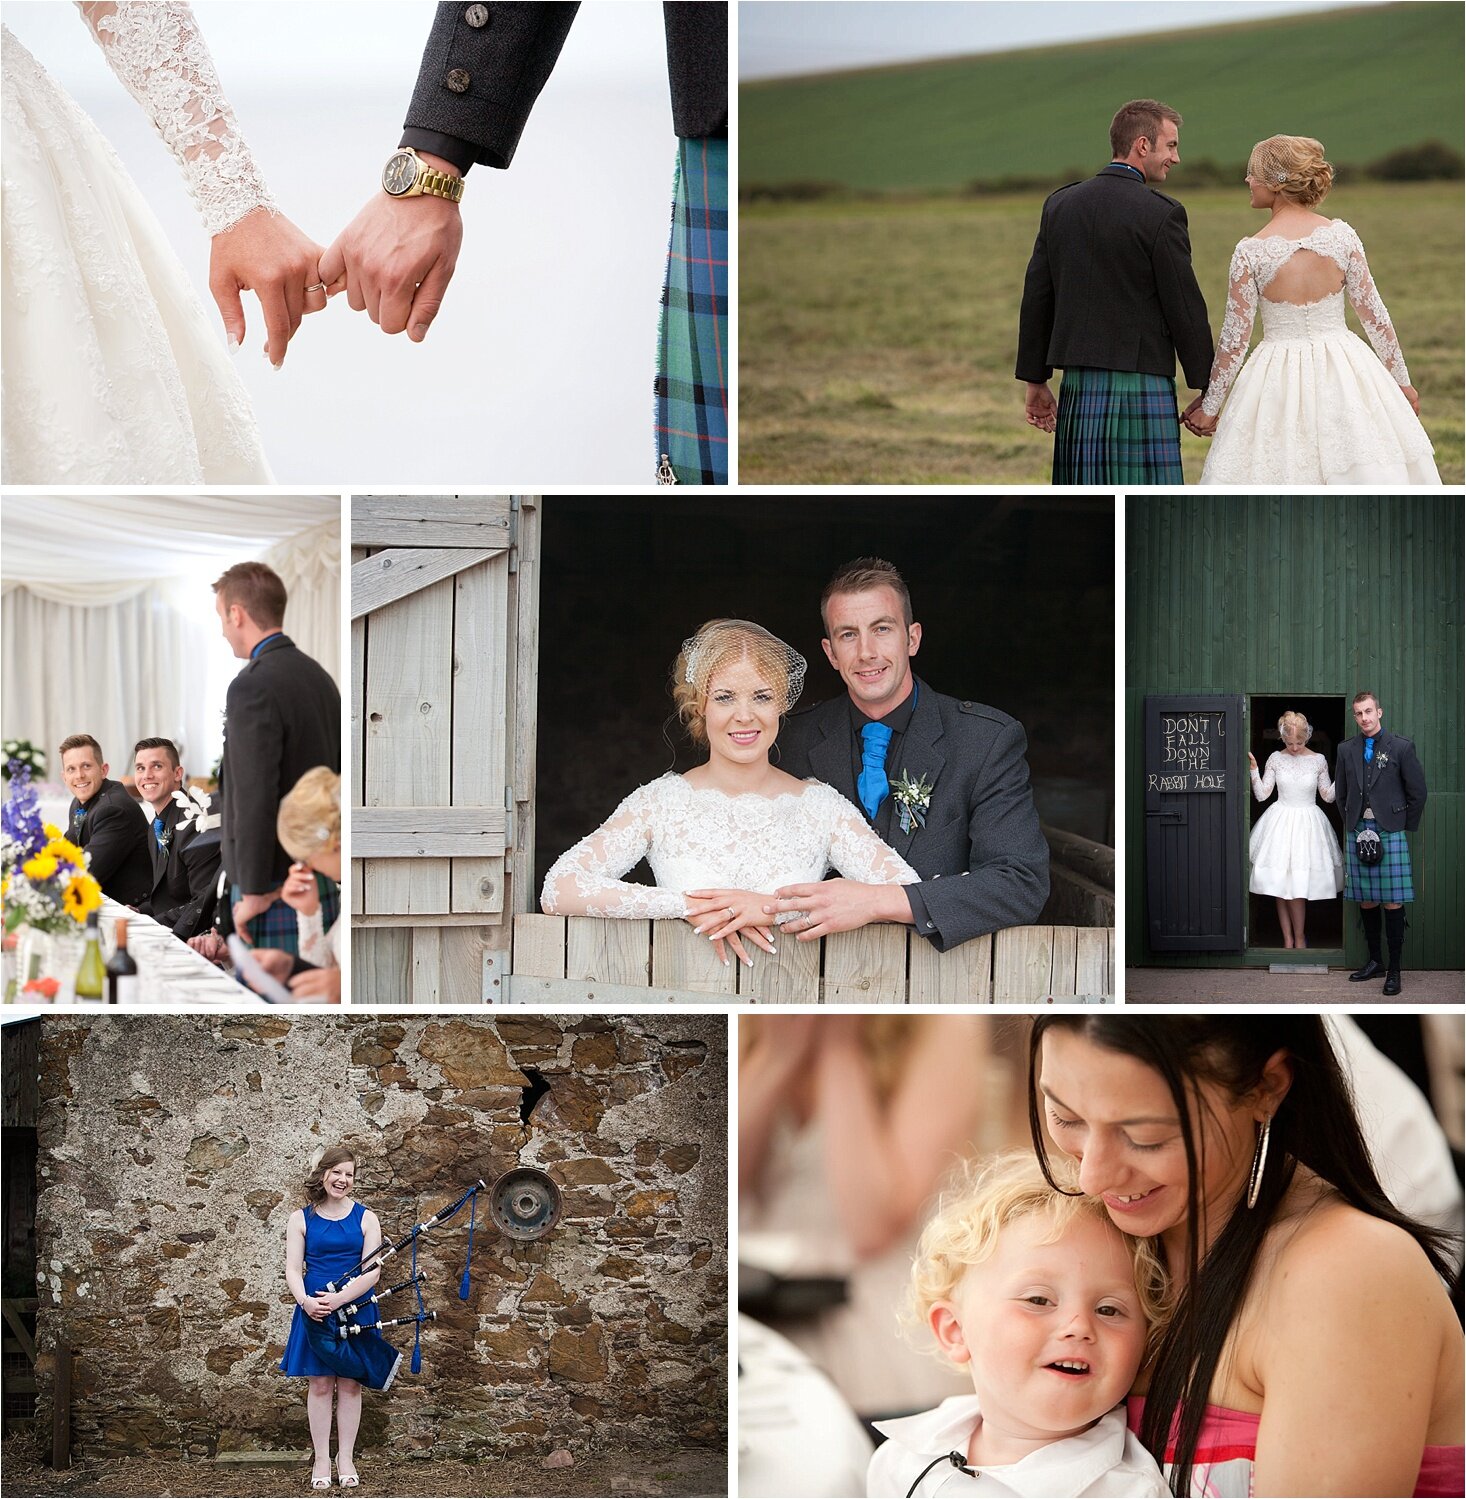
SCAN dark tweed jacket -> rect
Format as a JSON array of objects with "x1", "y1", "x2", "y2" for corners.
[
  {"x1": 67, "y1": 778, "x2": 154, "y2": 907},
  {"x1": 1334, "y1": 730, "x2": 1427, "y2": 834},
  {"x1": 142, "y1": 795, "x2": 222, "y2": 938},
  {"x1": 401, "y1": 2, "x2": 727, "y2": 171},
  {"x1": 1016, "y1": 165, "x2": 1214, "y2": 389},
  {"x1": 778, "y1": 679, "x2": 1050, "y2": 952}
]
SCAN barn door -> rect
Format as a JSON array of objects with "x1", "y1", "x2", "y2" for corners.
[
  {"x1": 1143, "y1": 694, "x2": 1245, "y2": 953},
  {"x1": 351, "y1": 496, "x2": 540, "y2": 1001}
]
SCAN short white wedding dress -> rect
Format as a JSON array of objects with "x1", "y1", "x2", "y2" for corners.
[
  {"x1": 2, "y1": 4, "x2": 272, "y2": 482},
  {"x1": 1199, "y1": 222, "x2": 1439, "y2": 485},
  {"x1": 1248, "y1": 750, "x2": 1344, "y2": 900},
  {"x1": 541, "y1": 775, "x2": 918, "y2": 918}
]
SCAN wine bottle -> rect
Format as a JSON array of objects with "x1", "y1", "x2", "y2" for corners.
[
  {"x1": 106, "y1": 917, "x2": 139, "y2": 1005},
  {"x1": 75, "y1": 913, "x2": 106, "y2": 1000}
]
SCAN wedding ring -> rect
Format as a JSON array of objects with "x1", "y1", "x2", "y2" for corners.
[
  {"x1": 727, "y1": 907, "x2": 734, "y2": 919},
  {"x1": 304, "y1": 282, "x2": 327, "y2": 294}
]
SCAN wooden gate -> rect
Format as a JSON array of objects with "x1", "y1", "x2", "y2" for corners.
[
  {"x1": 1143, "y1": 694, "x2": 1245, "y2": 953},
  {"x1": 351, "y1": 496, "x2": 539, "y2": 1002}
]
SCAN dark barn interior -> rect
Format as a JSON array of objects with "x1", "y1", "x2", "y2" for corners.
[{"x1": 534, "y1": 495, "x2": 1114, "y2": 895}]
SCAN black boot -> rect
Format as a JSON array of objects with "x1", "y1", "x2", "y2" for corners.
[
  {"x1": 1349, "y1": 905, "x2": 1385, "y2": 981},
  {"x1": 1383, "y1": 907, "x2": 1406, "y2": 995}
]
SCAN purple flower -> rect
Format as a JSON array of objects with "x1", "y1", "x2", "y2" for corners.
[{"x1": 2, "y1": 762, "x2": 46, "y2": 857}]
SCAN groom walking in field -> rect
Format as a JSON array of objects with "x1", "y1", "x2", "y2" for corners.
[{"x1": 1016, "y1": 100, "x2": 1214, "y2": 484}]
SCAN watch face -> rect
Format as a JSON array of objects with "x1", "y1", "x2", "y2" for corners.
[{"x1": 382, "y1": 151, "x2": 417, "y2": 196}]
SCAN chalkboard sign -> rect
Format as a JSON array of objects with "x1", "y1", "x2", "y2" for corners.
[{"x1": 1150, "y1": 711, "x2": 1227, "y2": 791}]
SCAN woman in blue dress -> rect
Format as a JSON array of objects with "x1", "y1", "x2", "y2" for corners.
[{"x1": 280, "y1": 1146, "x2": 384, "y2": 1489}]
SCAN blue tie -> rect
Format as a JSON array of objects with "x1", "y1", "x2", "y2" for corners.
[
  {"x1": 153, "y1": 815, "x2": 166, "y2": 849},
  {"x1": 858, "y1": 721, "x2": 893, "y2": 821},
  {"x1": 1364, "y1": 736, "x2": 1375, "y2": 763}
]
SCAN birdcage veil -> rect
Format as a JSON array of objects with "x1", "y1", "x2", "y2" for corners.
[
  {"x1": 674, "y1": 620, "x2": 808, "y2": 719},
  {"x1": 1277, "y1": 711, "x2": 1313, "y2": 742}
]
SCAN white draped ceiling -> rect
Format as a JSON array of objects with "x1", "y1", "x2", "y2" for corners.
[{"x1": 1, "y1": 496, "x2": 341, "y2": 781}]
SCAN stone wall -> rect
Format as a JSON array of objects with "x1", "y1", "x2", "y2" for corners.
[{"x1": 31, "y1": 1014, "x2": 726, "y2": 1460}]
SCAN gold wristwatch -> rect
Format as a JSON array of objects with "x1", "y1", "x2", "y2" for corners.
[{"x1": 381, "y1": 147, "x2": 465, "y2": 203}]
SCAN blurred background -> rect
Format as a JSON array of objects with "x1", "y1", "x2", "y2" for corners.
[
  {"x1": 738, "y1": 0, "x2": 1464, "y2": 483},
  {"x1": 4, "y1": 2, "x2": 678, "y2": 484}
]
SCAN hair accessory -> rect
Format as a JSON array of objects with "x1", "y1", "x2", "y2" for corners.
[
  {"x1": 1246, "y1": 1114, "x2": 1272, "y2": 1210},
  {"x1": 1274, "y1": 172, "x2": 1287, "y2": 183},
  {"x1": 678, "y1": 621, "x2": 808, "y2": 713}
]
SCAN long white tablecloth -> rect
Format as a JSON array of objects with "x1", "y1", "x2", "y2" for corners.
[{"x1": 95, "y1": 897, "x2": 249, "y2": 1004}]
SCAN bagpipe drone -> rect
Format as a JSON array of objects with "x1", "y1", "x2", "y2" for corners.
[{"x1": 302, "y1": 1167, "x2": 562, "y2": 1390}]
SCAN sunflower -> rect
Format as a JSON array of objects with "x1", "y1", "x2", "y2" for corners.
[
  {"x1": 21, "y1": 851, "x2": 59, "y2": 882},
  {"x1": 43, "y1": 822, "x2": 62, "y2": 840},
  {"x1": 62, "y1": 874, "x2": 102, "y2": 922},
  {"x1": 46, "y1": 836, "x2": 86, "y2": 868}
]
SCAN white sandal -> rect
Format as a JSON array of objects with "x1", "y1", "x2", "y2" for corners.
[{"x1": 336, "y1": 1464, "x2": 360, "y2": 1489}]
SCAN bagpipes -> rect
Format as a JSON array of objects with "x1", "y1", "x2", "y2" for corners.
[{"x1": 302, "y1": 1169, "x2": 561, "y2": 1391}]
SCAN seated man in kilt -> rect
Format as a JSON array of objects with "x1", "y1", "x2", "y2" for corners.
[
  {"x1": 1336, "y1": 690, "x2": 1427, "y2": 996},
  {"x1": 1016, "y1": 99, "x2": 1214, "y2": 485}
]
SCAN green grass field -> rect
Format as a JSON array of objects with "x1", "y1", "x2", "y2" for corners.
[
  {"x1": 738, "y1": 181, "x2": 1464, "y2": 484},
  {"x1": 740, "y1": 3, "x2": 1464, "y2": 191}
]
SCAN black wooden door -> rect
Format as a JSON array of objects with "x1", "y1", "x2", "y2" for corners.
[{"x1": 1144, "y1": 695, "x2": 1245, "y2": 952}]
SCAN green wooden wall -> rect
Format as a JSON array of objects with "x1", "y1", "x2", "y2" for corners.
[{"x1": 1127, "y1": 495, "x2": 1463, "y2": 970}]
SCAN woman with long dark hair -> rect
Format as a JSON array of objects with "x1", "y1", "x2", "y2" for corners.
[{"x1": 1028, "y1": 1016, "x2": 1462, "y2": 1497}]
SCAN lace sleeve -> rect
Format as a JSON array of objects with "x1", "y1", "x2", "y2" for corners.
[
  {"x1": 1250, "y1": 752, "x2": 1277, "y2": 801},
  {"x1": 820, "y1": 790, "x2": 919, "y2": 885},
  {"x1": 1201, "y1": 243, "x2": 1258, "y2": 417},
  {"x1": 295, "y1": 906, "x2": 332, "y2": 967},
  {"x1": 79, "y1": 2, "x2": 278, "y2": 235},
  {"x1": 1342, "y1": 227, "x2": 1411, "y2": 386},
  {"x1": 1316, "y1": 753, "x2": 1336, "y2": 805},
  {"x1": 539, "y1": 784, "x2": 688, "y2": 920}
]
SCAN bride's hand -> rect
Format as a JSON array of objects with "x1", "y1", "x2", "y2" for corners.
[
  {"x1": 1400, "y1": 384, "x2": 1421, "y2": 415},
  {"x1": 1248, "y1": 751, "x2": 1259, "y2": 772},
  {"x1": 683, "y1": 890, "x2": 779, "y2": 967},
  {"x1": 209, "y1": 208, "x2": 328, "y2": 368}
]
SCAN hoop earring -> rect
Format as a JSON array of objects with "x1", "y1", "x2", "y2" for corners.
[{"x1": 1246, "y1": 1115, "x2": 1272, "y2": 1210}]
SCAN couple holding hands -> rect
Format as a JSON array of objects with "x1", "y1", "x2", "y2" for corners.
[{"x1": 2, "y1": 2, "x2": 726, "y2": 485}]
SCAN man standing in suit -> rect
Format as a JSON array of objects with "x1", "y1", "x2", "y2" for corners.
[
  {"x1": 132, "y1": 737, "x2": 221, "y2": 938},
  {"x1": 767, "y1": 559, "x2": 1049, "y2": 952},
  {"x1": 59, "y1": 734, "x2": 153, "y2": 907},
  {"x1": 1335, "y1": 690, "x2": 1427, "y2": 996},
  {"x1": 319, "y1": 2, "x2": 729, "y2": 484},
  {"x1": 214, "y1": 563, "x2": 340, "y2": 955},
  {"x1": 1016, "y1": 99, "x2": 1214, "y2": 484}
]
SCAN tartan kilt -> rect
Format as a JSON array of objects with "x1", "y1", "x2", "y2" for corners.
[
  {"x1": 1053, "y1": 367, "x2": 1184, "y2": 485},
  {"x1": 655, "y1": 136, "x2": 728, "y2": 485},
  {"x1": 1344, "y1": 822, "x2": 1415, "y2": 903},
  {"x1": 232, "y1": 876, "x2": 340, "y2": 956}
]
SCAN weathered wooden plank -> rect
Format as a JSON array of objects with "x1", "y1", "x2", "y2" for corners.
[
  {"x1": 651, "y1": 920, "x2": 740, "y2": 995},
  {"x1": 350, "y1": 548, "x2": 497, "y2": 620},
  {"x1": 350, "y1": 928, "x2": 410, "y2": 1004},
  {"x1": 411, "y1": 927, "x2": 442, "y2": 1004},
  {"x1": 350, "y1": 546, "x2": 367, "y2": 919},
  {"x1": 513, "y1": 914, "x2": 567, "y2": 978},
  {"x1": 363, "y1": 575, "x2": 453, "y2": 914},
  {"x1": 451, "y1": 555, "x2": 508, "y2": 917},
  {"x1": 355, "y1": 912, "x2": 514, "y2": 929},
  {"x1": 1075, "y1": 927, "x2": 1111, "y2": 998},
  {"x1": 354, "y1": 807, "x2": 506, "y2": 859},
  {"x1": 739, "y1": 928, "x2": 821, "y2": 1002},
  {"x1": 504, "y1": 976, "x2": 729, "y2": 1004},
  {"x1": 1047, "y1": 925, "x2": 1079, "y2": 997},
  {"x1": 566, "y1": 916, "x2": 650, "y2": 987},
  {"x1": 991, "y1": 926, "x2": 1057, "y2": 1004},
  {"x1": 509, "y1": 499, "x2": 541, "y2": 917},
  {"x1": 824, "y1": 924, "x2": 908, "y2": 1003},
  {"x1": 439, "y1": 925, "x2": 499, "y2": 1004},
  {"x1": 907, "y1": 932, "x2": 993, "y2": 1003},
  {"x1": 352, "y1": 495, "x2": 514, "y2": 549}
]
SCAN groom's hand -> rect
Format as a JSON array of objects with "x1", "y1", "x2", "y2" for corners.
[
  {"x1": 1023, "y1": 381, "x2": 1058, "y2": 433},
  {"x1": 765, "y1": 880, "x2": 913, "y2": 941},
  {"x1": 320, "y1": 156, "x2": 463, "y2": 342},
  {"x1": 1181, "y1": 395, "x2": 1216, "y2": 436}
]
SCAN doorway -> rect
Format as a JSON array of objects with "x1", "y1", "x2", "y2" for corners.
[{"x1": 1246, "y1": 694, "x2": 1345, "y2": 953}]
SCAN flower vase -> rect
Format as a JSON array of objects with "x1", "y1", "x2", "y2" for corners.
[
  {"x1": 8, "y1": 926, "x2": 47, "y2": 1003},
  {"x1": 45, "y1": 929, "x2": 85, "y2": 1003}
]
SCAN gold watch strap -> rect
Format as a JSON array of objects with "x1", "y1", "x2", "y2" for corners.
[{"x1": 416, "y1": 166, "x2": 464, "y2": 203}]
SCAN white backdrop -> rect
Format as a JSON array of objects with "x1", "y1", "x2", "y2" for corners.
[
  {"x1": 1, "y1": 496, "x2": 341, "y2": 779},
  {"x1": 3, "y1": 1, "x2": 678, "y2": 485}
]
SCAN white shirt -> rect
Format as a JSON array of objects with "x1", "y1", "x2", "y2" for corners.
[{"x1": 868, "y1": 1396, "x2": 1169, "y2": 1498}]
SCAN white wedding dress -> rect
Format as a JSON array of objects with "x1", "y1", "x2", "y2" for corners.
[
  {"x1": 2, "y1": 4, "x2": 273, "y2": 482},
  {"x1": 1199, "y1": 222, "x2": 1439, "y2": 485},
  {"x1": 540, "y1": 774, "x2": 918, "y2": 918},
  {"x1": 1249, "y1": 750, "x2": 1344, "y2": 900}
]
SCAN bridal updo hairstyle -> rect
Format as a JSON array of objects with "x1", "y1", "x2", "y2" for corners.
[
  {"x1": 1248, "y1": 135, "x2": 1334, "y2": 208},
  {"x1": 304, "y1": 1144, "x2": 356, "y2": 1205},
  {"x1": 1277, "y1": 710, "x2": 1312, "y2": 745},
  {"x1": 671, "y1": 620, "x2": 805, "y2": 746},
  {"x1": 278, "y1": 766, "x2": 341, "y2": 862}
]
